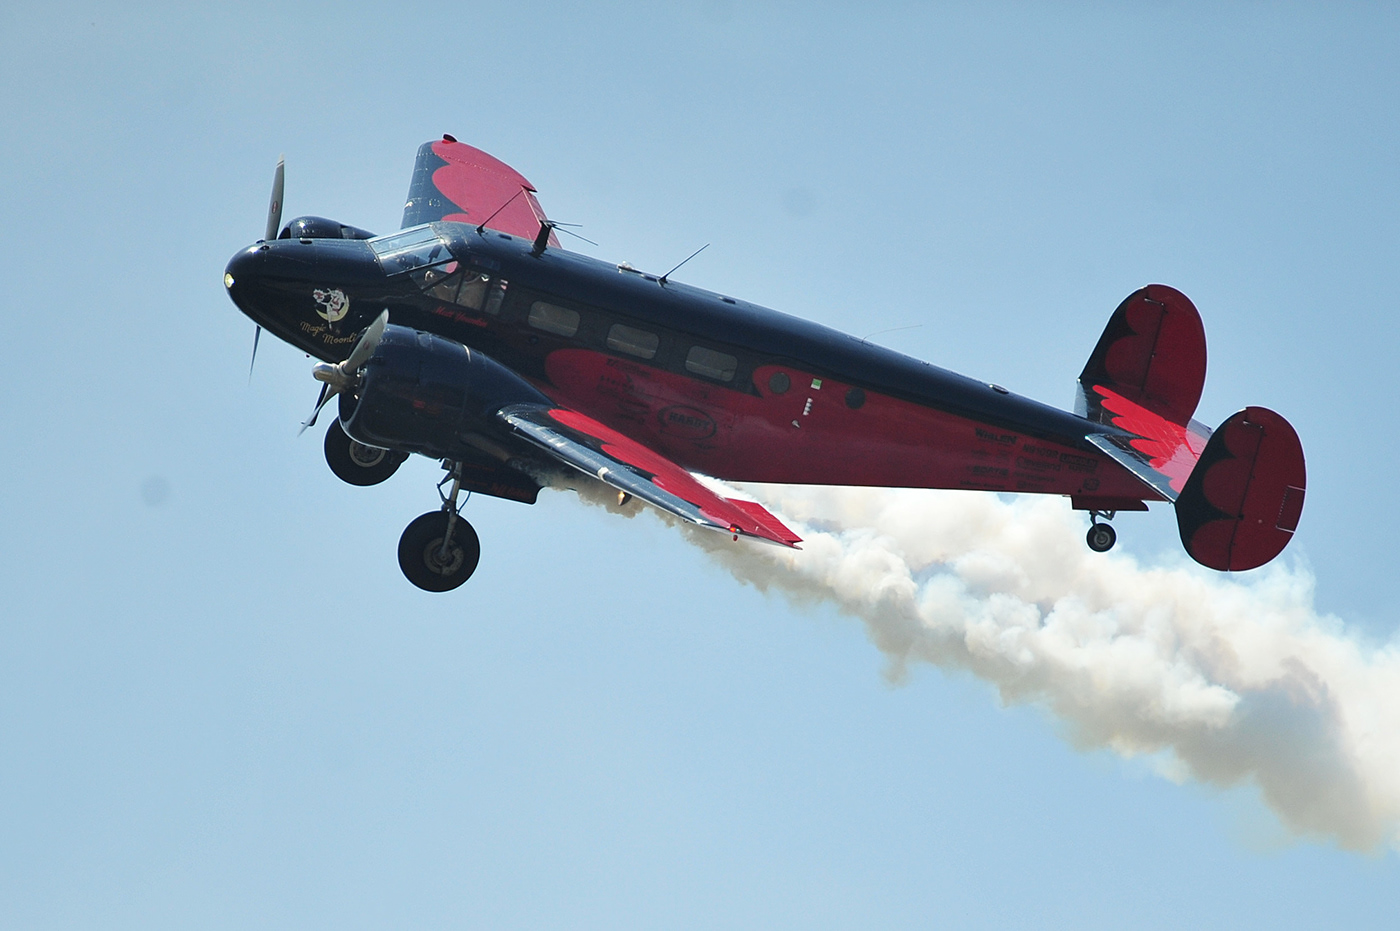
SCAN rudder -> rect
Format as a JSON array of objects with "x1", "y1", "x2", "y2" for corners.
[
  {"x1": 1174, "y1": 407, "x2": 1306, "y2": 571},
  {"x1": 1079, "y1": 284, "x2": 1207, "y2": 427}
]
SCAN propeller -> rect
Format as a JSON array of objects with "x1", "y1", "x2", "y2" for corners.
[
  {"x1": 298, "y1": 310, "x2": 389, "y2": 434},
  {"x1": 249, "y1": 155, "x2": 285, "y2": 381},
  {"x1": 264, "y1": 155, "x2": 285, "y2": 242}
]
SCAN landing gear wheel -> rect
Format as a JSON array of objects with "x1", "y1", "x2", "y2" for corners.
[
  {"x1": 398, "y1": 510, "x2": 481, "y2": 592},
  {"x1": 1086, "y1": 522, "x2": 1117, "y2": 553},
  {"x1": 324, "y1": 420, "x2": 406, "y2": 486}
]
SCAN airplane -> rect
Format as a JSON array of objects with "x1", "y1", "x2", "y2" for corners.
[{"x1": 224, "y1": 135, "x2": 1306, "y2": 591}]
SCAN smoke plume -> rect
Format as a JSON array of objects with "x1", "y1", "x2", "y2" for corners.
[{"x1": 562, "y1": 478, "x2": 1400, "y2": 850}]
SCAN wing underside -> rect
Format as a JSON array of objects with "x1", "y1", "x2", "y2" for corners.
[{"x1": 499, "y1": 405, "x2": 801, "y2": 547}]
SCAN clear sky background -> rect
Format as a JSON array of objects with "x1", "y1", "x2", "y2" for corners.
[{"x1": 2, "y1": 2, "x2": 1398, "y2": 928}]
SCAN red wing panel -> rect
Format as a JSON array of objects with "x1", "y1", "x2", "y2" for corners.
[
  {"x1": 401, "y1": 138, "x2": 558, "y2": 245},
  {"x1": 1079, "y1": 285, "x2": 1207, "y2": 427},
  {"x1": 499, "y1": 404, "x2": 801, "y2": 547},
  {"x1": 725, "y1": 499, "x2": 804, "y2": 547},
  {"x1": 1174, "y1": 407, "x2": 1306, "y2": 571}
]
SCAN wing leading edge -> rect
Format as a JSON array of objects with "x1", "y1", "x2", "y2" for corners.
[{"x1": 499, "y1": 405, "x2": 801, "y2": 548}]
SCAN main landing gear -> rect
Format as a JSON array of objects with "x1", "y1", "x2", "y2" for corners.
[
  {"x1": 1085, "y1": 510, "x2": 1117, "y2": 553},
  {"x1": 324, "y1": 420, "x2": 407, "y2": 486},
  {"x1": 398, "y1": 462, "x2": 481, "y2": 592}
]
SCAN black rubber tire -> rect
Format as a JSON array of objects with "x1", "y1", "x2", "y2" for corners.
[
  {"x1": 324, "y1": 419, "x2": 406, "y2": 486},
  {"x1": 1086, "y1": 523, "x2": 1117, "y2": 553},
  {"x1": 398, "y1": 511, "x2": 481, "y2": 592}
]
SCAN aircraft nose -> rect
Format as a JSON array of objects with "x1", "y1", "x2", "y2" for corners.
[{"x1": 223, "y1": 245, "x2": 263, "y2": 303}]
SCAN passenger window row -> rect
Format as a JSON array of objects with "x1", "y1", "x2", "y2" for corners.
[
  {"x1": 415, "y1": 257, "x2": 749, "y2": 387},
  {"x1": 526, "y1": 299, "x2": 739, "y2": 384}
]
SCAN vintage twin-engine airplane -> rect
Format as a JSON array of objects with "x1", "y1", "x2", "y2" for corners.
[{"x1": 224, "y1": 136, "x2": 1306, "y2": 591}]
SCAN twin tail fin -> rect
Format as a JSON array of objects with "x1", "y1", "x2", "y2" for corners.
[{"x1": 1078, "y1": 286, "x2": 1305, "y2": 571}]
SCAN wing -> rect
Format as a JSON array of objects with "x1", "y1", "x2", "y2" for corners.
[
  {"x1": 401, "y1": 136, "x2": 559, "y2": 245},
  {"x1": 499, "y1": 404, "x2": 802, "y2": 547}
]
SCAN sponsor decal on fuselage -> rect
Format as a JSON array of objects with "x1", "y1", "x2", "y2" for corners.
[{"x1": 658, "y1": 405, "x2": 717, "y2": 440}]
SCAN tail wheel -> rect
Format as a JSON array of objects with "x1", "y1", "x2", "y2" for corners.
[
  {"x1": 324, "y1": 419, "x2": 406, "y2": 486},
  {"x1": 1086, "y1": 522, "x2": 1117, "y2": 553},
  {"x1": 398, "y1": 510, "x2": 481, "y2": 592}
]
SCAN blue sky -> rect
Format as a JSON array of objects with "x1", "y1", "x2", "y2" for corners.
[{"x1": 2, "y1": 2, "x2": 1398, "y2": 927}]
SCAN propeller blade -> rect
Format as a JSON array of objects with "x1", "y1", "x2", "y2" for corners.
[
  {"x1": 344, "y1": 310, "x2": 389, "y2": 373},
  {"x1": 264, "y1": 155, "x2": 285, "y2": 242},
  {"x1": 248, "y1": 325, "x2": 262, "y2": 383},
  {"x1": 298, "y1": 313, "x2": 387, "y2": 435},
  {"x1": 298, "y1": 382, "x2": 332, "y2": 436}
]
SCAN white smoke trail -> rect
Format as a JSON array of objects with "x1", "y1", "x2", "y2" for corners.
[{"x1": 560, "y1": 478, "x2": 1400, "y2": 851}]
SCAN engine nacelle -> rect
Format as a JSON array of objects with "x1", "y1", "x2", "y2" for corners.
[
  {"x1": 278, "y1": 215, "x2": 377, "y2": 240},
  {"x1": 338, "y1": 325, "x2": 550, "y2": 461}
]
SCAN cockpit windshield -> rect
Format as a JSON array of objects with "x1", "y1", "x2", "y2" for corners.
[{"x1": 368, "y1": 224, "x2": 450, "y2": 274}]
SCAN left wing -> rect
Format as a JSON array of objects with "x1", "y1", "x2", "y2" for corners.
[
  {"x1": 401, "y1": 136, "x2": 559, "y2": 246},
  {"x1": 499, "y1": 405, "x2": 802, "y2": 547}
]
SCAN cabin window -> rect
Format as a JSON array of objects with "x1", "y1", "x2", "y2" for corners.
[
  {"x1": 607, "y1": 324, "x2": 659, "y2": 360},
  {"x1": 528, "y1": 301, "x2": 580, "y2": 337},
  {"x1": 685, "y1": 345, "x2": 737, "y2": 382}
]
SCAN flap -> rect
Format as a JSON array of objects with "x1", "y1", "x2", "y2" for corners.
[{"x1": 499, "y1": 405, "x2": 801, "y2": 547}]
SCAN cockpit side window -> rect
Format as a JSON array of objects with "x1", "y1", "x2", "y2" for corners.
[
  {"x1": 457, "y1": 272, "x2": 502, "y2": 312},
  {"x1": 410, "y1": 262, "x2": 462, "y2": 301},
  {"x1": 410, "y1": 261, "x2": 509, "y2": 315},
  {"x1": 369, "y1": 225, "x2": 450, "y2": 274}
]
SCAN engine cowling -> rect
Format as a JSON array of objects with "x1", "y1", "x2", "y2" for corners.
[
  {"x1": 337, "y1": 324, "x2": 549, "y2": 460},
  {"x1": 278, "y1": 215, "x2": 377, "y2": 240}
]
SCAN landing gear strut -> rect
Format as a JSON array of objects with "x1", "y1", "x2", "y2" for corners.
[
  {"x1": 398, "y1": 462, "x2": 481, "y2": 591},
  {"x1": 1085, "y1": 510, "x2": 1117, "y2": 553}
]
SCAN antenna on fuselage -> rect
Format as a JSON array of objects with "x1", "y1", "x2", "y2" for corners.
[
  {"x1": 531, "y1": 220, "x2": 555, "y2": 255},
  {"x1": 658, "y1": 243, "x2": 710, "y2": 285},
  {"x1": 475, "y1": 188, "x2": 525, "y2": 236},
  {"x1": 530, "y1": 219, "x2": 596, "y2": 256},
  {"x1": 860, "y1": 324, "x2": 923, "y2": 344}
]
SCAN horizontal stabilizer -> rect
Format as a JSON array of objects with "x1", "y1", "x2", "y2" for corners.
[
  {"x1": 1174, "y1": 407, "x2": 1305, "y2": 571},
  {"x1": 499, "y1": 405, "x2": 802, "y2": 547},
  {"x1": 1084, "y1": 395, "x2": 1211, "y2": 501}
]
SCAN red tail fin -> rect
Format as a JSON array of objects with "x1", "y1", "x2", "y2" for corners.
[
  {"x1": 1174, "y1": 407, "x2": 1306, "y2": 571},
  {"x1": 1079, "y1": 285, "x2": 1206, "y2": 427}
]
